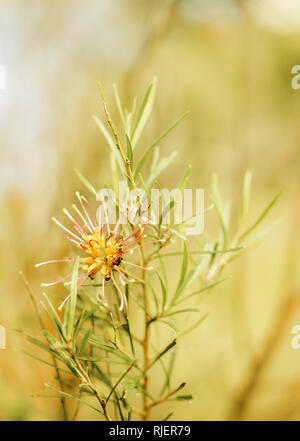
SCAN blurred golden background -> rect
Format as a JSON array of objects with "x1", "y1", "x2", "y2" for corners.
[{"x1": 1, "y1": 0, "x2": 300, "y2": 420}]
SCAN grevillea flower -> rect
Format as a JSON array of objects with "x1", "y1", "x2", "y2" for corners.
[{"x1": 36, "y1": 192, "x2": 156, "y2": 310}]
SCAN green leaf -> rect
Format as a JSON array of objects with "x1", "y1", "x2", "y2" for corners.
[
  {"x1": 149, "y1": 280, "x2": 160, "y2": 315},
  {"x1": 45, "y1": 383, "x2": 102, "y2": 414},
  {"x1": 87, "y1": 335, "x2": 131, "y2": 362},
  {"x1": 93, "y1": 115, "x2": 125, "y2": 174},
  {"x1": 77, "y1": 356, "x2": 131, "y2": 365},
  {"x1": 176, "y1": 394, "x2": 193, "y2": 401},
  {"x1": 163, "y1": 412, "x2": 174, "y2": 421},
  {"x1": 78, "y1": 329, "x2": 92, "y2": 355},
  {"x1": 131, "y1": 78, "x2": 157, "y2": 148},
  {"x1": 158, "y1": 320, "x2": 180, "y2": 333},
  {"x1": 159, "y1": 200, "x2": 175, "y2": 226},
  {"x1": 179, "y1": 164, "x2": 192, "y2": 191},
  {"x1": 87, "y1": 335, "x2": 116, "y2": 351},
  {"x1": 146, "y1": 151, "x2": 178, "y2": 187},
  {"x1": 40, "y1": 301, "x2": 64, "y2": 342},
  {"x1": 134, "y1": 111, "x2": 189, "y2": 178},
  {"x1": 175, "y1": 278, "x2": 228, "y2": 306},
  {"x1": 160, "y1": 352, "x2": 176, "y2": 397},
  {"x1": 163, "y1": 308, "x2": 201, "y2": 318},
  {"x1": 148, "y1": 339, "x2": 176, "y2": 370},
  {"x1": 14, "y1": 329, "x2": 57, "y2": 356},
  {"x1": 171, "y1": 255, "x2": 207, "y2": 305},
  {"x1": 211, "y1": 174, "x2": 227, "y2": 248},
  {"x1": 174, "y1": 382, "x2": 186, "y2": 393},
  {"x1": 179, "y1": 313, "x2": 209, "y2": 338},
  {"x1": 113, "y1": 83, "x2": 125, "y2": 125},
  {"x1": 17, "y1": 349, "x2": 69, "y2": 374},
  {"x1": 42, "y1": 329, "x2": 59, "y2": 346},
  {"x1": 239, "y1": 171, "x2": 252, "y2": 227},
  {"x1": 239, "y1": 191, "x2": 282, "y2": 243},
  {"x1": 152, "y1": 247, "x2": 244, "y2": 260},
  {"x1": 126, "y1": 134, "x2": 133, "y2": 165},
  {"x1": 42, "y1": 292, "x2": 63, "y2": 327},
  {"x1": 66, "y1": 257, "x2": 79, "y2": 339},
  {"x1": 124, "y1": 285, "x2": 135, "y2": 357},
  {"x1": 156, "y1": 271, "x2": 167, "y2": 312},
  {"x1": 110, "y1": 152, "x2": 118, "y2": 193},
  {"x1": 74, "y1": 169, "x2": 97, "y2": 195},
  {"x1": 177, "y1": 240, "x2": 188, "y2": 291}
]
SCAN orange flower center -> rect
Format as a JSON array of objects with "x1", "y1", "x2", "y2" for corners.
[{"x1": 80, "y1": 229, "x2": 123, "y2": 281}]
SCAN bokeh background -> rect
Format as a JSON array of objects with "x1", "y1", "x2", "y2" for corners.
[{"x1": 1, "y1": 0, "x2": 300, "y2": 420}]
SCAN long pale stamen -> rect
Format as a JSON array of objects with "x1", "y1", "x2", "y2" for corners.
[
  {"x1": 72, "y1": 203, "x2": 93, "y2": 234},
  {"x1": 123, "y1": 232, "x2": 144, "y2": 248},
  {"x1": 62, "y1": 208, "x2": 85, "y2": 235},
  {"x1": 35, "y1": 258, "x2": 75, "y2": 268},
  {"x1": 81, "y1": 195, "x2": 98, "y2": 226},
  {"x1": 97, "y1": 201, "x2": 103, "y2": 232},
  {"x1": 122, "y1": 260, "x2": 152, "y2": 270},
  {"x1": 117, "y1": 202, "x2": 137, "y2": 227},
  {"x1": 115, "y1": 266, "x2": 131, "y2": 282},
  {"x1": 78, "y1": 274, "x2": 89, "y2": 288},
  {"x1": 123, "y1": 240, "x2": 164, "y2": 254},
  {"x1": 123, "y1": 236, "x2": 144, "y2": 251},
  {"x1": 117, "y1": 272, "x2": 128, "y2": 309},
  {"x1": 113, "y1": 211, "x2": 124, "y2": 234},
  {"x1": 73, "y1": 223, "x2": 85, "y2": 236},
  {"x1": 124, "y1": 227, "x2": 141, "y2": 242},
  {"x1": 111, "y1": 274, "x2": 125, "y2": 311},
  {"x1": 102, "y1": 202, "x2": 110, "y2": 235},
  {"x1": 52, "y1": 217, "x2": 83, "y2": 243},
  {"x1": 63, "y1": 271, "x2": 87, "y2": 286},
  {"x1": 58, "y1": 294, "x2": 71, "y2": 311},
  {"x1": 101, "y1": 278, "x2": 105, "y2": 302},
  {"x1": 76, "y1": 192, "x2": 95, "y2": 231},
  {"x1": 65, "y1": 236, "x2": 83, "y2": 247},
  {"x1": 41, "y1": 272, "x2": 73, "y2": 287}
]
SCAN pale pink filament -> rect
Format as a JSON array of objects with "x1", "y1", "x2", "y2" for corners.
[
  {"x1": 41, "y1": 272, "x2": 73, "y2": 287},
  {"x1": 35, "y1": 258, "x2": 75, "y2": 268},
  {"x1": 111, "y1": 274, "x2": 125, "y2": 311}
]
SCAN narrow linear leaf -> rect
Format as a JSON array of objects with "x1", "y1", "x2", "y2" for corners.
[
  {"x1": 163, "y1": 412, "x2": 174, "y2": 421},
  {"x1": 239, "y1": 191, "x2": 282, "y2": 243},
  {"x1": 93, "y1": 115, "x2": 125, "y2": 174},
  {"x1": 67, "y1": 257, "x2": 79, "y2": 338},
  {"x1": 131, "y1": 78, "x2": 157, "y2": 148},
  {"x1": 126, "y1": 134, "x2": 133, "y2": 165},
  {"x1": 211, "y1": 174, "x2": 227, "y2": 248},
  {"x1": 163, "y1": 308, "x2": 201, "y2": 318},
  {"x1": 179, "y1": 164, "x2": 192, "y2": 191},
  {"x1": 146, "y1": 151, "x2": 178, "y2": 187},
  {"x1": 239, "y1": 171, "x2": 252, "y2": 227},
  {"x1": 156, "y1": 271, "x2": 167, "y2": 312},
  {"x1": 177, "y1": 240, "x2": 188, "y2": 291},
  {"x1": 176, "y1": 394, "x2": 193, "y2": 401},
  {"x1": 179, "y1": 313, "x2": 209, "y2": 338},
  {"x1": 74, "y1": 169, "x2": 97, "y2": 195},
  {"x1": 113, "y1": 83, "x2": 125, "y2": 125},
  {"x1": 171, "y1": 255, "x2": 206, "y2": 305},
  {"x1": 148, "y1": 339, "x2": 176, "y2": 370},
  {"x1": 175, "y1": 278, "x2": 228, "y2": 306},
  {"x1": 134, "y1": 111, "x2": 189, "y2": 178},
  {"x1": 45, "y1": 383, "x2": 102, "y2": 414},
  {"x1": 17, "y1": 349, "x2": 69, "y2": 374},
  {"x1": 78, "y1": 329, "x2": 92, "y2": 355},
  {"x1": 158, "y1": 320, "x2": 180, "y2": 333}
]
